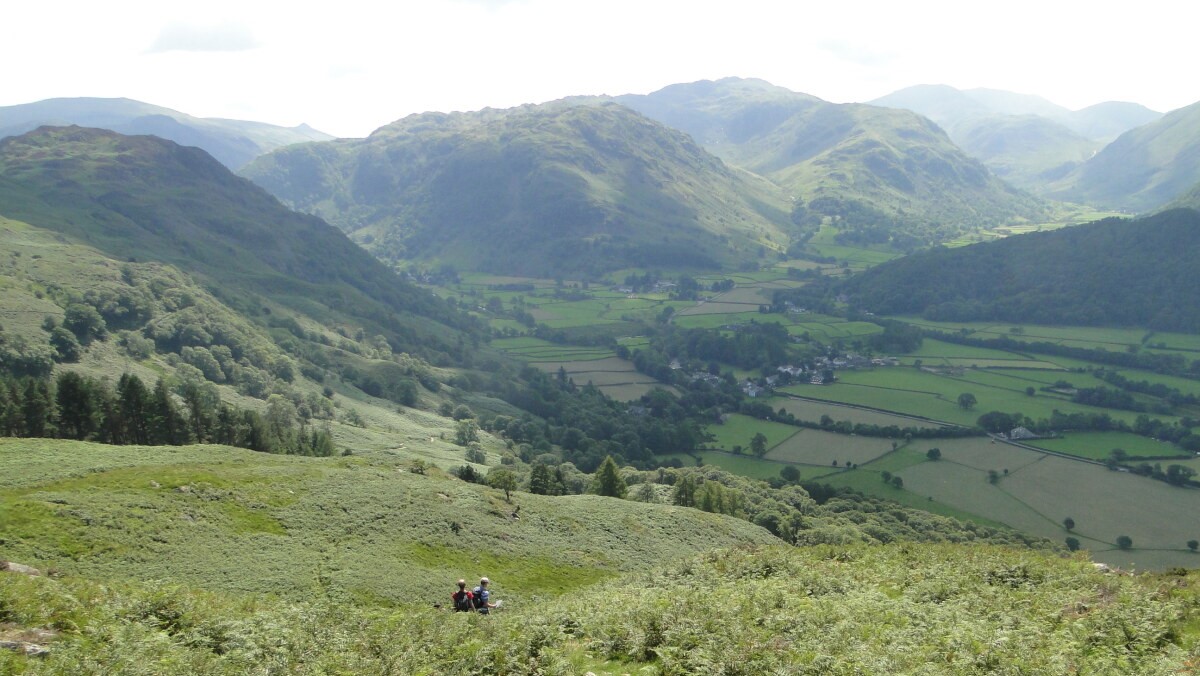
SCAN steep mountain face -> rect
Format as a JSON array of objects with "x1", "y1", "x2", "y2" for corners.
[
  {"x1": 0, "y1": 98, "x2": 332, "y2": 169},
  {"x1": 617, "y1": 78, "x2": 1044, "y2": 245},
  {"x1": 1049, "y1": 100, "x2": 1200, "y2": 212},
  {"x1": 843, "y1": 208, "x2": 1200, "y2": 331},
  {"x1": 0, "y1": 126, "x2": 472, "y2": 353},
  {"x1": 243, "y1": 102, "x2": 792, "y2": 276}
]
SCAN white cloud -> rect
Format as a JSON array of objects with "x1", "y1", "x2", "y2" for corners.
[
  {"x1": 148, "y1": 21, "x2": 260, "y2": 53},
  {"x1": 0, "y1": 0, "x2": 1196, "y2": 137}
]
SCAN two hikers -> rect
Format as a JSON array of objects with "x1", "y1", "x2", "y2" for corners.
[{"x1": 450, "y1": 577, "x2": 499, "y2": 613}]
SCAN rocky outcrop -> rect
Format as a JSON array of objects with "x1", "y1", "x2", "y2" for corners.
[{"x1": 0, "y1": 561, "x2": 41, "y2": 576}]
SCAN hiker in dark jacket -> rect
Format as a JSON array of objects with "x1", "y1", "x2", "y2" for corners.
[{"x1": 451, "y1": 579, "x2": 475, "y2": 612}]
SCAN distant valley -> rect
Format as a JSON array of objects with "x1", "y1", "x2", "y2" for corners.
[{"x1": 3, "y1": 78, "x2": 1200, "y2": 673}]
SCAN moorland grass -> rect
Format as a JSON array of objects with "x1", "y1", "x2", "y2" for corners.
[{"x1": 2, "y1": 543, "x2": 1196, "y2": 674}]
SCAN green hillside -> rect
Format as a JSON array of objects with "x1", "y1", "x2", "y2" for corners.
[
  {"x1": 618, "y1": 78, "x2": 1046, "y2": 247},
  {"x1": 0, "y1": 126, "x2": 474, "y2": 359},
  {"x1": 842, "y1": 208, "x2": 1200, "y2": 332},
  {"x1": 0, "y1": 97, "x2": 332, "y2": 169},
  {"x1": 242, "y1": 102, "x2": 792, "y2": 276},
  {"x1": 1051, "y1": 100, "x2": 1200, "y2": 212}
]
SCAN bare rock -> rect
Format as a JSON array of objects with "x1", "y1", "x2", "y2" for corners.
[{"x1": 0, "y1": 561, "x2": 41, "y2": 577}]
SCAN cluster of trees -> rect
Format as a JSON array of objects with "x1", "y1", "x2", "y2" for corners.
[
  {"x1": 487, "y1": 366, "x2": 705, "y2": 472},
  {"x1": 632, "y1": 322, "x2": 794, "y2": 376},
  {"x1": 0, "y1": 371, "x2": 335, "y2": 456},
  {"x1": 1094, "y1": 369, "x2": 1199, "y2": 408}
]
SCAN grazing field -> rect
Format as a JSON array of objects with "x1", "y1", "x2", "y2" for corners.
[
  {"x1": 492, "y1": 337, "x2": 614, "y2": 362},
  {"x1": 529, "y1": 357, "x2": 671, "y2": 401},
  {"x1": 705, "y1": 414, "x2": 799, "y2": 452},
  {"x1": 1005, "y1": 455, "x2": 1200, "y2": 555},
  {"x1": 764, "y1": 428, "x2": 892, "y2": 467},
  {"x1": 1026, "y1": 432, "x2": 1192, "y2": 461},
  {"x1": 897, "y1": 460, "x2": 1065, "y2": 540},
  {"x1": 675, "y1": 300, "x2": 761, "y2": 316},
  {"x1": 769, "y1": 396, "x2": 943, "y2": 429},
  {"x1": 789, "y1": 367, "x2": 1165, "y2": 427},
  {"x1": 893, "y1": 318, "x2": 1200, "y2": 355},
  {"x1": 842, "y1": 436, "x2": 1200, "y2": 569},
  {"x1": 930, "y1": 437, "x2": 1047, "y2": 474}
]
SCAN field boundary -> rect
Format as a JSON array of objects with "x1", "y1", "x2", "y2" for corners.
[{"x1": 781, "y1": 394, "x2": 960, "y2": 429}]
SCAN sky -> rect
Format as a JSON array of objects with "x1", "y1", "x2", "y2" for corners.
[{"x1": 3, "y1": 0, "x2": 1196, "y2": 138}]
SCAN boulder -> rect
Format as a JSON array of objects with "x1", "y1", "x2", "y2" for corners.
[{"x1": 0, "y1": 561, "x2": 41, "y2": 576}]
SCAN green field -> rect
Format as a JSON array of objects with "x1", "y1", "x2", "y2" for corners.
[
  {"x1": 839, "y1": 437, "x2": 1200, "y2": 569},
  {"x1": 764, "y1": 428, "x2": 893, "y2": 467},
  {"x1": 704, "y1": 414, "x2": 799, "y2": 453},
  {"x1": 769, "y1": 396, "x2": 943, "y2": 429},
  {"x1": 528, "y1": 357, "x2": 672, "y2": 401},
  {"x1": 1026, "y1": 432, "x2": 1192, "y2": 461},
  {"x1": 786, "y1": 367, "x2": 1167, "y2": 427}
]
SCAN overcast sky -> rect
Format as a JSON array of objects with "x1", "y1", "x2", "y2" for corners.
[{"x1": 3, "y1": 0, "x2": 1195, "y2": 138}]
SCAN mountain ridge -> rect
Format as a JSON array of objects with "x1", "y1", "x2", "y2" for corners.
[{"x1": 0, "y1": 97, "x2": 333, "y2": 169}]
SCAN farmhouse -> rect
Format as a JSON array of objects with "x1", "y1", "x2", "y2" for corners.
[{"x1": 1009, "y1": 427, "x2": 1038, "y2": 440}]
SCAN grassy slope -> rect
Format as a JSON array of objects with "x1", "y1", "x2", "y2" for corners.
[
  {"x1": 1, "y1": 542, "x2": 1196, "y2": 674},
  {"x1": 0, "y1": 439, "x2": 776, "y2": 607}
]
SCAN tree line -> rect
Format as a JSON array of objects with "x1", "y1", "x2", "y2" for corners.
[{"x1": 0, "y1": 371, "x2": 335, "y2": 456}]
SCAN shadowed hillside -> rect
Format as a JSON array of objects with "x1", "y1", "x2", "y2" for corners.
[
  {"x1": 0, "y1": 126, "x2": 474, "y2": 357},
  {"x1": 1050, "y1": 100, "x2": 1200, "y2": 212},
  {"x1": 843, "y1": 208, "x2": 1200, "y2": 331}
]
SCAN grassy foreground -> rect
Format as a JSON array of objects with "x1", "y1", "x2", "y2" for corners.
[
  {"x1": 2, "y1": 544, "x2": 1197, "y2": 674},
  {"x1": 0, "y1": 439, "x2": 775, "y2": 606}
]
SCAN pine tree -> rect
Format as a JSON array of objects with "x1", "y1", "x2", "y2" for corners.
[
  {"x1": 672, "y1": 475, "x2": 697, "y2": 507},
  {"x1": 55, "y1": 371, "x2": 98, "y2": 440},
  {"x1": 591, "y1": 455, "x2": 627, "y2": 498},
  {"x1": 528, "y1": 462, "x2": 553, "y2": 495},
  {"x1": 149, "y1": 379, "x2": 190, "y2": 445},
  {"x1": 117, "y1": 373, "x2": 150, "y2": 445},
  {"x1": 21, "y1": 378, "x2": 53, "y2": 438}
]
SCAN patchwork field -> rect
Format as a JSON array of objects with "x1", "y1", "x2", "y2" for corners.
[
  {"x1": 787, "y1": 367, "x2": 1166, "y2": 427},
  {"x1": 530, "y1": 358, "x2": 671, "y2": 401},
  {"x1": 864, "y1": 437, "x2": 1200, "y2": 569}
]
